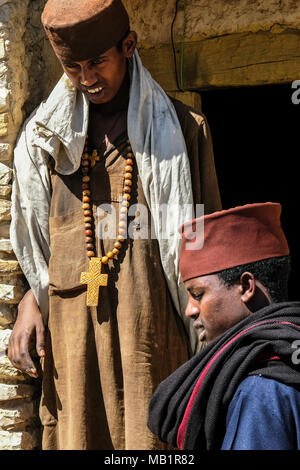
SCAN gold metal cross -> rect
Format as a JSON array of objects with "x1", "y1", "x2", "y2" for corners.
[{"x1": 80, "y1": 258, "x2": 108, "y2": 306}]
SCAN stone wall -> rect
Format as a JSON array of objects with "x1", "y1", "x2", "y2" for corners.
[{"x1": 0, "y1": 0, "x2": 52, "y2": 451}]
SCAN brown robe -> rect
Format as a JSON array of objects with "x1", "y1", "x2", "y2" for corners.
[{"x1": 40, "y1": 99, "x2": 221, "y2": 450}]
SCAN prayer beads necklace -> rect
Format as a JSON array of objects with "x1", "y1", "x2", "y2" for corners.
[{"x1": 80, "y1": 136, "x2": 134, "y2": 306}]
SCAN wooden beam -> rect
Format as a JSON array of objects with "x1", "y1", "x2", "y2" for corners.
[
  {"x1": 139, "y1": 30, "x2": 300, "y2": 91},
  {"x1": 168, "y1": 91, "x2": 202, "y2": 111}
]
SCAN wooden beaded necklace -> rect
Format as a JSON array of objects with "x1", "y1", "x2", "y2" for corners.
[{"x1": 80, "y1": 136, "x2": 134, "y2": 307}]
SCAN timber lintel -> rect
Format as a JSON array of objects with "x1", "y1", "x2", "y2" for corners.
[{"x1": 139, "y1": 30, "x2": 300, "y2": 91}]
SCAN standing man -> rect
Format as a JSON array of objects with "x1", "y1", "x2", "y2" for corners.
[
  {"x1": 148, "y1": 203, "x2": 300, "y2": 450},
  {"x1": 8, "y1": 0, "x2": 221, "y2": 450}
]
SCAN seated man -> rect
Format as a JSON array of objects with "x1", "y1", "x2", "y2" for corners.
[{"x1": 148, "y1": 202, "x2": 300, "y2": 450}]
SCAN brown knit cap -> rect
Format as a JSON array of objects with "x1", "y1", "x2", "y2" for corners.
[
  {"x1": 179, "y1": 202, "x2": 290, "y2": 282},
  {"x1": 41, "y1": 0, "x2": 130, "y2": 62}
]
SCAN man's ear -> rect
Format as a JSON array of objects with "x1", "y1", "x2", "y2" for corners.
[
  {"x1": 123, "y1": 31, "x2": 137, "y2": 58},
  {"x1": 239, "y1": 272, "x2": 256, "y2": 304}
]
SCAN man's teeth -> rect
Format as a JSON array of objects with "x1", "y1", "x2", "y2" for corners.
[{"x1": 87, "y1": 87, "x2": 103, "y2": 94}]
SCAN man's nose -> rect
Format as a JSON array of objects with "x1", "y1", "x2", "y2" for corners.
[
  {"x1": 80, "y1": 65, "x2": 98, "y2": 87},
  {"x1": 185, "y1": 299, "x2": 200, "y2": 319}
]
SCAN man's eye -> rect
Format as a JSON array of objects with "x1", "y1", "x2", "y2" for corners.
[
  {"x1": 193, "y1": 293, "x2": 203, "y2": 301},
  {"x1": 92, "y1": 58, "x2": 105, "y2": 65},
  {"x1": 64, "y1": 63, "x2": 79, "y2": 69}
]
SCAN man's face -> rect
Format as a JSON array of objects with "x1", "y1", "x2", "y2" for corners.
[
  {"x1": 59, "y1": 33, "x2": 137, "y2": 104},
  {"x1": 60, "y1": 46, "x2": 127, "y2": 104},
  {"x1": 185, "y1": 274, "x2": 250, "y2": 343}
]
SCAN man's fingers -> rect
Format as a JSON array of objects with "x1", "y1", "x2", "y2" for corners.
[
  {"x1": 16, "y1": 330, "x2": 37, "y2": 376},
  {"x1": 36, "y1": 325, "x2": 46, "y2": 358},
  {"x1": 8, "y1": 334, "x2": 23, "y2": 371},
  {"x1": 6, "y1": 293, "x2": 44, "y2": 379},
  {"x1": 7, "y1": 336, "x2": 17, "y2": 368}
]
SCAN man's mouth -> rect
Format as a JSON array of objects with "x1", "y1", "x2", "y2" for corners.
[
  {"x1": 85, "y1": 86, "x2": 104, "y2": 95},
  {"x1": 193, "y1": 319, "x2": 206, "y2": 342},
  {"x1": 198, "y1": 327, "x2": 206, "y2": 342}
]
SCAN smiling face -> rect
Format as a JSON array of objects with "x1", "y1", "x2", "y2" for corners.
[
  {"x1": 185, "y1": 274, "x2": 252, "y2": 343},
  {"x1": 59, "y1": 32, "x2": 137, "y2": 105}
]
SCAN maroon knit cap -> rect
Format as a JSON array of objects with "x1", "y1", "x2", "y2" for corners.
[
  {"x1": 179, "y1": 202, "x2": 290, "y2": 282},
  {"x1": 41, "y1": 0, "x2": 130, "y2": 62}
]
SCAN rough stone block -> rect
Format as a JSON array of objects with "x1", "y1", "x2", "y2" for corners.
[
  {"x1": 0, "y1": 328, "x2": 11, "y2": 351},
  {"x1": 0, "y1": 63, "x2": 7, "y2": 83},
  {"x1": 0, "y1": 162, "x2": 12, "y2": 185},
  {"x1": 0, "y1": 144, "x2": 12, "y2": 163},
  {"x1": 0, "y1": 239, "x2": 13, "y2": 255},
  {"x1": 0, "y1": 222, "x2": 10, "y2": 238},
  {"x1": 0, "y1": 185, "x2": 11, "y2": 198},
  {"x1": 0, "y1": 199, "x2": 11, "y2": 222},
  {"x1": 0, "y1": 329, "x2": 25, "y2": 381},
  {"x1": 0, "y1": 428, "x2": 40, "y2": 450},
  {"x1": 0, "y1": 38, "x2": 6, "y2": 60},
  {"x1": 0, "y1": 88, "x2": 9, "y2": 114},
  {"x1": 0, "y1": 260, "x2": 22, "y2": 277},
  {"x1": 0, "y1": 383, "x2": 35, "y2": 402},
  {"x1": 0, "y1": 283, "x2": 24, "y2": 304},
  {"x1": 0, "y1": 330, "x2": 24, "y2": 381},
  {"x1": 0, "y1": 356, "x2": 26, "y2": 381},
  {"x1": 0, "y1": 401, "x2": 36, "y2": 430},
  {"x1": 0, "y1": 113, "x2": 9, "y2": 138},
  {"x1": 0, "y1": 304, "x2": 17, "y2": 327}
]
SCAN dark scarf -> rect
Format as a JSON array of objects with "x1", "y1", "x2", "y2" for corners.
[{"x1": 147, "y1": 301, "x2": 300, "y2": 450}]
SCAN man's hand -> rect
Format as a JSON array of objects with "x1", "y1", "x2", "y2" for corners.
[{"x1": 8, "y1": 289, "x2": 45, "y2": 378}]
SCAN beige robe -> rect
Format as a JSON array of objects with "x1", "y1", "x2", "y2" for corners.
[{"x1": 40, "y1": 99, "x2": 221, "y2": 450}]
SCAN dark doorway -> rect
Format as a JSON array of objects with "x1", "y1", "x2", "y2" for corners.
[{"x1": 201, "y1": 84, "x2": 299, "y2": 300}]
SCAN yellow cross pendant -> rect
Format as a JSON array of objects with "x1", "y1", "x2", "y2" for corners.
[{"x1": 80, "y1": 258, "x2": 108, "y2": 306}]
